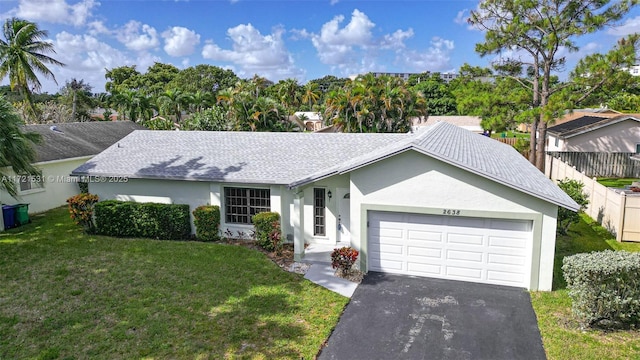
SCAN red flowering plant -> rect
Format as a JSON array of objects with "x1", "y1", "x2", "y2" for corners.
[{"x1": 331, "y1": 247, "x2": 359, "y2": 272}]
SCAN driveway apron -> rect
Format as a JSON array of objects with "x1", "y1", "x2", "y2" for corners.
[{"x1": 318, "y1": 272, "x2": 546, "y2": 360}]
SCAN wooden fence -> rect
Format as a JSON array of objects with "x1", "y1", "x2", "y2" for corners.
[
  {"x1": 545, "y1": 154, "x2": 640, "y2": 242},
  {"x1": 494, "y1": 137, "x2": 519, "y2": 146},
  {"x1": 546, "y1": 152, "x2": 640, "y2": 178}
]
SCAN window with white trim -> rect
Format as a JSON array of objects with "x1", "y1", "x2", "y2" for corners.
[
  {"x1": 224, "y1": 187, "x2": 270, "y2": 224},
  {"x1": 314, "y1": 188, "x2": 326, "y2": 236},
  {"x1": 636, "y1": 143, "x2": 640, "y2": 154}
]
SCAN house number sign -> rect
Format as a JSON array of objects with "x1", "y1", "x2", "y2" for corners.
[{"x1": 442, "y1": 209, "x2": 461, "y2": 216}]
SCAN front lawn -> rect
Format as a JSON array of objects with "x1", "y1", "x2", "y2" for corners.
[
  {"x1": 531, "y1": 214, "x2": 640, "y2": 359},
  {"x1": 0, "y1": 207, "x2": 348, "y2": 359}
]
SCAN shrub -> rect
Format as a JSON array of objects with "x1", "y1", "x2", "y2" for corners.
[
  {"x1": 557, "y1": 178, "x2": 589, "y2": 235},
  {"x1": 331, "y1": 247, "x2": 359, "y2": 272},
  {"x1": 563, "y1": 250, "x2": 640, "y2": 328},
  {"x1": 253, "y1": 212, "x2": 282, "y2": 251},
  {"x1": 192, "y1": 205, "x2": 221, "y2": 241},
  {"x1": 94, "y1": 200, "x2": 191, "y2": 240},
  {"x1": 66, "y1": 193, "x2": 99, "y2": 233}
]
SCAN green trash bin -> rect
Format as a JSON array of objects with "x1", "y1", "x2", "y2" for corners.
[{"x1": 15, "y1": 203, "x2": 29, "y2": 226}]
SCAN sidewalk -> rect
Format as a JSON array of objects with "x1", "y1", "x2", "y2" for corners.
[{"x1": 301, "y1": 244, "x2": 359, "y2": 298}]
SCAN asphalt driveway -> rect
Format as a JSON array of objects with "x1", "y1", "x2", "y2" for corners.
[{"x1": 318, "y1": 272, "x2": 546, "y2": 360}]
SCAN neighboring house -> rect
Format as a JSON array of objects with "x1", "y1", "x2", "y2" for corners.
[
  {"x1": 546, "y1": 114, "x2": 640, "y2": 152},
  {"x1": 72, "y1": 122, "x2": 578, "y2": 291},
  {"x1": 517, "y1": 108, "x2": 621, "y2": 133},
  {"x1": 0, "y1": 121, "x2": 146, "y2": 215},
  {"x1": 413, "y1": 116, "x2": 483, "y2": 134},
  {"x1": 294, "y1": 112, "x2": 324, "y2": 131}
]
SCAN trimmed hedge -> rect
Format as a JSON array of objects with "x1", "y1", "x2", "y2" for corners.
[
  {"x1": 193, "y1": 205, "x2": 221, "y2": 241},
  {"x1": 94, "y1": 200, "x2": 191, "y2": 240},
  {"x1": 563, "y1": 250, "x2": 640, "y2": 328},
  {"x1": 253, "y1": 212, "x2": 282, "y2": 251}
]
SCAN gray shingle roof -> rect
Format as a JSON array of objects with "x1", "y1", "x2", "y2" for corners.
[
  {"x1": 72, "y1": 123, "x2": 579, "y2": 211},
  {"x1": 71, "y1": 131, "x2": 409, "y2": 184},
  {"x1": 295, "y1": 122, "x2": 580, "y2": 211},
  {"x1": 24, "y1": 121, "x2": 146, "y2": 163}
]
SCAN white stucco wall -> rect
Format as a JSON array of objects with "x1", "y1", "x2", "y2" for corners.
[
  {"x1": 562, "y1": 119, "x2": 640, "y2": 152},
  {"x1": 348, "y1": 150, "x2": 559, "y2": 291},
  {"x1": 0, "y1": 157, "x2": 89, "y2": 214},
  {"x1": 91, "y1": 179, "x2": 294, "y2": 239},
  {"x1": 546, "y1": 134, "x2": 565, "y2": 152}
]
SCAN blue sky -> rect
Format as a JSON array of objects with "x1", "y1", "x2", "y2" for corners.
[{"x1": 2, "y1": 0, "x2": 640, "y2": 94}]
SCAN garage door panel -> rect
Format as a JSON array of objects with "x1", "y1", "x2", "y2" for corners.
[
  {"x1": 488, "y1": 253, "x2": 526, "y2": 266},
  {"x1": 407, "y1": 246, "x2": 442, "y2": 258},
  {"x1": 445, "y1": 266, "x2": 483, "y2": 280},
  {"x1": 407, "y1": 262, "x2": 442, "y2": 275},
  {"x1": 407, "y1": 229, "x2": 441, "y2": 242},
  {"x1": 378, "y1": 243, "x2": 403, "y2": 254},
  {"x1": 372, "y1": 258, "x2": 404, "y2": 271},
  {"x1": 368, "y1": 211, "x2": 533, "y2": 288},
  {"x1": 489, "y1": 219, "x2": 531, "y2": 232},
  {"x1": 488, "y1": 236, "x2": 527, "y2": 249},
  {"x1": 376, "y1": 228, "x2": 404, "y2": 239},
  {"x1": 487, "y1": 270, "x2": 525, "y2": 284},
  {"x1": 446, "y1": 249, "x2": 483, "y2": 263},
  {"x1": 447, "y1": 233, "x2": 484, "y2": 246}
]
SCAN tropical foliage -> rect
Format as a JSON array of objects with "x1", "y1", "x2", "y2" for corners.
[
  {"x1": 469, "y1": 0, "x2": 637, "y2": 170},
  {"x1": 0, "y1": 95, "x2": 42, "y2": 197},
  {"x1": 0, "y1": 18, "x2": 64, "y2": 114}
]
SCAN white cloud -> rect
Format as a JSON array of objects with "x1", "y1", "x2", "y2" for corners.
[
  {"x1": 162, "y1": 26, "x2": 200, "y2": 57},
  {"x1": 307, "y1": 9, "x2": 375, "y2": 65},
  {"x1": 43, "y1": 31, "x2": 160, "y2": 93},
  {"x1": 12, "y1": 0, "x2": 98, "y2": 27},
  {"x1": 330, "y1": 0, "x2": 340, "y2": 5},
  {"x1": 87, "y1": 20, "x2": 110, "y2": 36},
  {"x1": 299, "y1": 9, "x2": 420, "y2": 76},
  {"x1": 380, "y1": 29, "x2": 414, "y2": 50},
  {"x1": 396, "y1": 37, "x2": 455, "y2": 72},
  {"x1": 202, "y1": 24, "x2": 304, "y2": 81},
  {"x1": 608, "y1": 16, "x2": 640, "y2": 36},
  {"x1": 117, "y1": 20, "x2": 159, "y2": 52},
  {"x1": 454, "y1": 9, "x2": 469, "y2": 25}
]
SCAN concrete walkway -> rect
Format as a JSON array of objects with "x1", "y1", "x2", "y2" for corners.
[{"x1": 302, "y1": 244, "x2": 359, "y2": 298}]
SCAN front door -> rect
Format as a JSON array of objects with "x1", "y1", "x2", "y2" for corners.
[{"x1": 337, "y1": 188, "x2": 351, "y2": 245}]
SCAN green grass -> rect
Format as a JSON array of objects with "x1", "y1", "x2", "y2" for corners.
[
  {"x1": 596, "y1": 178, "x2": 638, "y2": 188},
  {"x1": 0, "y1": 207, "x2": 349, "y2": 359},
  {"x1": 531, "y1": 213, "x2": 640, "y2": 359}
]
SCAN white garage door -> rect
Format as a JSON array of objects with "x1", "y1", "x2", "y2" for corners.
[{"x1": 368, "y1": 211, "x2": 533, "y2": 288}]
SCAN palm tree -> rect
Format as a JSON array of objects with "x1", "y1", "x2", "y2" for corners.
[
  {"x1": 0, "y1": 18, "x2": 65, "y2": 113},
  {"x1": 302, "y1": 82, "x2": 321, "y2": 110},
  {"x1": 0, "y1": 95, "x2": 41, "y2": 197},
  {"x1": 191, "y1": 90, "x2": 214, "y2": 113},
  {"x1": 277, "y1": 78, "x2": 302, "y2": 115},
  {"x1": 158, "y1": 89, "x2": 193, "y2": 122}
]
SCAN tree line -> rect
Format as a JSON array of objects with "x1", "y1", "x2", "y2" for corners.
[{"x1": 0, "y1": 0, "x2": 639, "y2": 187}]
